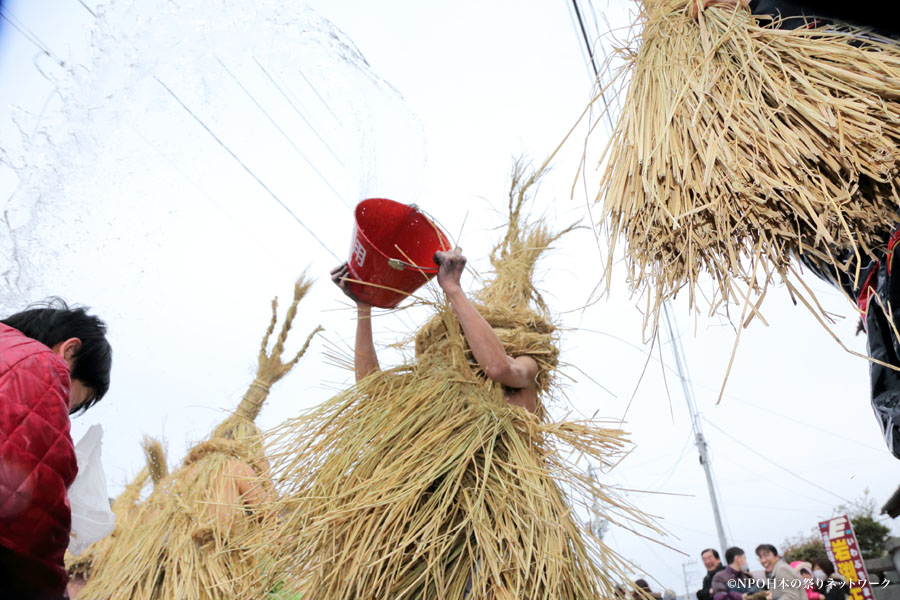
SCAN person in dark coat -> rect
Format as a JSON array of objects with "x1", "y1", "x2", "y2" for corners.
[
  {"x1": 812, "y1": 557, "x2": 849, "y2": 600},
  {"x1": 698, "y1": 548, "x2": 726, "y2": 600}
]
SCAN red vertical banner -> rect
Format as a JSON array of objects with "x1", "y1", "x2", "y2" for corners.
[{"x1": 819, "y1": 515, "x2": 875, "y2": 600}]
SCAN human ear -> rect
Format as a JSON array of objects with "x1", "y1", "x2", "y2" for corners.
[{"x1": 53, "y1": 338, "x2": 83, "y2": 369}]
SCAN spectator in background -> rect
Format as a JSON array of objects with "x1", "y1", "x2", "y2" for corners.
[
  {"x1": 664, "y1": 590, "x2": 677, "y2": 600},
  {"x1": 699, "y1": 548, "x2": 726, "y2": 600},
  {"x1": 712, "y1": 547, "x2": 766, "y2": 600},
  {"x1": 634, "y1": 578, "x2": 663, "y2": 600},
  {"x1": 791, "y1": 562, "x2": 825, "y2": 600},
  {"x1": 811, "y1": 557, "x2": 848, "y2": 600},
  {"x1": 756, "y1": 544, "x2": 805, "y2": 600}
]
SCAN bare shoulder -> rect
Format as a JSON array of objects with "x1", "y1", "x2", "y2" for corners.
[
  {"x1": 513, "y1": 355, "x2": 540, "y2": 376},
  {"x1": 504, "y1": 356, "x2": 540, "y2": 413}
]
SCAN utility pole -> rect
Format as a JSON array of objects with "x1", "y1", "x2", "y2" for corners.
[
  {"x1": 682, "y1": 561, "x2": 694, "y2": 600},
  {"x1": 586, "y1": 464, "x2": 610, "y2": 542},
  {"x1": 662, "y1": 303, "x2": 728, "y2": 555},
  {"x1": 566, "y1": 0, "x2": 729, "y2": 556}
]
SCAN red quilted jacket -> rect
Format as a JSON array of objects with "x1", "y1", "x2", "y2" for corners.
[{"x1": 0, "y1": 323, "x2": 77, "y2": 596}]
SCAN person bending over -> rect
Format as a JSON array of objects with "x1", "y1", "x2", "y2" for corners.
[{"x1": 0, "y1": 301, "x2": 112, "y2": 600}]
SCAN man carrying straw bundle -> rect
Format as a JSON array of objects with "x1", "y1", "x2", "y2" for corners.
[
  {"x1": 688, "y1": 0, "x2": 900, "y2": 456},
  {"x1": 593, "y1": 0, "x2": 900, "y2": 455},
  {"x1": 249, "y1": 168, "x2": 649, "y2": 599}
]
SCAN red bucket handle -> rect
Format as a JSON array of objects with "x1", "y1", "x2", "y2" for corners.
[
  {"x1": 383, "y1": 203, "x2": 453, "y2": 273},
  {"x1": 386, "y1": 257, "x2": 439, "y2": 273}
]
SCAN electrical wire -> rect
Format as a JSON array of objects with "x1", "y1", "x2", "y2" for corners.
[
  {"x1": 297, "y1": 66, "x2": 342, "y2": 126},
  {"x1": 253, "y1": 57, "x2": 344, "y2": 167},
  {"x1": 73, "y1": 0, "x2": 96, "y2": 18},
  {"x1": 702, "y1": 416, "x2": 851, "y2": 504},
  {"x1": 0, "y1": 7, "x2": 62, "y2": 64},
  {"x1": 651, "y1": 431, "x2": 694, "y2": 491},
  {"x1": 215, "y1": 56, "x2": 351, "y2": 211},
  {"x1": 154, "y1": 76, "x2": 340, "y2": 261},
  {"x1": 579, "y1": 328, "x2": 886, "y2": 453}
]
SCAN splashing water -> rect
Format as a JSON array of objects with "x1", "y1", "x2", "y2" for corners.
[{"x1": 0, "y1": 0, "x2": 425, "y2": 311}]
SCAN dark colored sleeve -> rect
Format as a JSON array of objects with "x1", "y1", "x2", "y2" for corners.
[
  {"x1": 867, "y1": 255, "x2": 900, "y2": 459},
  {"x1": 748, "y1": 0, "x2": 897, "y2": 35}
]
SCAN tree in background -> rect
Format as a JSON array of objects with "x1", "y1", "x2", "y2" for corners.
[{"x1": 782, "y1": 490, "x2": 892, "y2": 562}]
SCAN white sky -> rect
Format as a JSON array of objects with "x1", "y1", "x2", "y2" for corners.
[{"x1": 1, "y1": 0, "x2": 899, "y2": 595}]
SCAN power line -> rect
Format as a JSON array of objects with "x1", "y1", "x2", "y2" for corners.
[
  {"x1": 73, "y1": 0, "x2": 96, "y2": 18},
  {"x1": 215, "y1": 56, "x2": 351, "y2": 211},
  {"x1": 0, "y1": 7, "x2": 62, "y2": 65},
  {"x1": 651, "y1": 430, "x2": 694, "y2": 491},
  {"x1": 702, "y1": 416, "x2": 851, "y2": 504},
  {"x1": 580, "y1": 328, "x2": 886, "y2": 453},
  {"x1": 253, "y1": 57, "x2": 344, "y2": 167},
  {"x1": 712, "y1": 442, "x2": 835, "y2": 508},
  {"x1": 570, "y1": 0, "x2": 600, "y2": 80},
  {"x1": 125, "y1": 121, "x2": 284, "y2": 258},
  {"x1": 297, "y1": 67, "x2": 342, "y2": 126},
  {"x1": 154, "y1": 76, "x2": 340, "y2": 261}
]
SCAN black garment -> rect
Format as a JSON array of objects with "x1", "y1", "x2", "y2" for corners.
[
  {"x1": 698, "y1": 564, "x2": 727, "y2": 600},
  {"x1": 821, "y1": 575, "x2": 849, "y2": 600},
  {"x1": 0, "y1": 544, "x2": 68, "y2": 600},
  {"x1": 801, "y1": 230, "x2": 900, "y2": 460},
  {"x1": 863, "y1": 243, "x2": 900, "y2": 459},
  {"x1": 748, "y1": 1, "x2": 900, "y2": 37}
]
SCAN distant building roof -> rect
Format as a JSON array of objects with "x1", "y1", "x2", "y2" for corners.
[{"x1": 882, "y1": 484, "x2": 900, "y2": 519}]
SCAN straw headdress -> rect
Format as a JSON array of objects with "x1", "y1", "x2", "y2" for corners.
[
  {"x1": 246, "y1": 168, "x2": 653, "y2": 599},
  {"x1": 415, "y1": 162, "x2": 574, "y2": 402},
  {"x1": 589, "y1": 0, "x2": 900, "y2": 339},
  {"x1": 78, "y1": 276, "x2": 320, "y2": 599}
]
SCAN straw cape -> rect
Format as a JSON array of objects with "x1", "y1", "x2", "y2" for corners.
[
  {"x1": 247, "y1": 167, "x2": 653, "y2": 599},
  {"x1": 76, "y1": 277, "x2": 321, "y2": 600},
  {"x1": 65, "y1": 436, "x2": 168, "y2": 583},
  {"x1": 590, "y1": 0, "x2": 900, "y2": 339}
]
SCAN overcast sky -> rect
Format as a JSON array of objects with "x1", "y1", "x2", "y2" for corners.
[{"x1": 1, "y1": 0, "x2": 898, "y2": 595}]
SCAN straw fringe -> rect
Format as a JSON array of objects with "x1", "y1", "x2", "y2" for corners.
[
  {"x1": 78, "y1": 276, "x2": 319, "y2": 599},
  {"x1": 242, "y1": 171, "x2": 654, "y2": 599},
  {"x1": 65, "y1": 437, "x2": 165, "y2": 581},
  {"x1": 143, "y1": 435, "x2": 168, "y2": 485},
  {"x1": 589, "y1": 0, "x2": 900, "y2": 335}
]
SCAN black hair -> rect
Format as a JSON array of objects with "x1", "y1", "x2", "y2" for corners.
[
  {"x1": 811, "y1": 557, "x2": 836, "y2": 577},
  {"x1": 701, "y1": 548, "x2": 720, "y2": 560},
  {"x1": 725, "y1": 547, "x2": 745, "y2": 565},
  {"x1": 2, "y1": 299, "x2": 111, "y2": 413},
  {"x1": 755, "y1": 544, "x2": 779, "y2": 557},
  {"x1": 635, "y1": 580, "x2": 652, "y2": 593}
]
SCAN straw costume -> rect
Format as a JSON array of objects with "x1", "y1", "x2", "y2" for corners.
[
  {"x1": 249, "y1": 168, "x2": 649, "y2": 599},
  {"x1": 77, "y1": 277, "x2": 321, "y2": 599},
  {"x1": 65, "y1": 436, "x2": 168, "y2": 588},
  {"x1": 593, "y1": 0, "x2": 900, "y2": 332},
  {"x1": 588, "y1": 0, "x2": 900, "y2": 448}
]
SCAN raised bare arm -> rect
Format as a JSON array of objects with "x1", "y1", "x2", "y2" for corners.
[
  {"x1": 435, "y1": 250, "x2": 539, "y2": 412},
  {"x1": 331, "y1": 263, "x2": 380, "y2": 382}
]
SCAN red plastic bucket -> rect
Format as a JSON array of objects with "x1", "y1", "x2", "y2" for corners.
[{"x1": 346, "y1": 198, "x2": 451, "y2": 308}]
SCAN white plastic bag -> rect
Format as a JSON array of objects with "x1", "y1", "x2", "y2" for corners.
[{"x1": 67, "y1": 424, "x2": 116, "y2": 555}]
